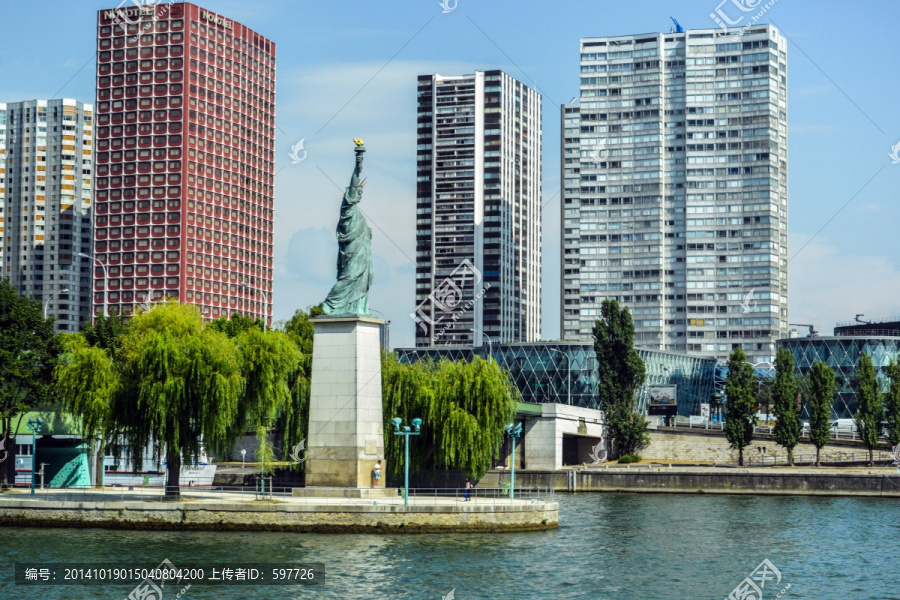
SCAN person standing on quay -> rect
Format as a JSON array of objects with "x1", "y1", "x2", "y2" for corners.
[
  {"x1": 373, "y1": 460, "x2": 381, "y2": 487},
  {"x1": 464, "y1": 478, "x2": 472, "y2": 501}
]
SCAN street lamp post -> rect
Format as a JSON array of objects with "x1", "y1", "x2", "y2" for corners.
[
  {"x1": 241, "y1": 283, "x2": 270, "y2": 328},
  {"x1": 550, "y1": 348, "x2": 572, "y2": 406},
  {"x1": 391, "y1": 417, "x2": 422, "y2": 506},
  {"x1": 43, "y1": 287, "x2": 70, "y2": 319},
  {"x1": 96, "y1": 434, "x2": 105, "y2": 488},
  {"x1": 369, "y1": 309, "x2": 391, "y2": 349},
  {"x1": 259, "y1": 420, "x2": 270, "y2": 498},
  {"x1": 470, "y1": 328, "x2": 494, "y2": 362},
  {"x1": 505, "y1": 422, "x2": 522, "y2": 499},
  {"x1": 79, "y1": 253, "x2": 109, "y2": 319},
  {"x1": 27, "y1": 417, "x2": 44, "y2": 496}
]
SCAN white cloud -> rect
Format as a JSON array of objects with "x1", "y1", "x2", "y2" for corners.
[
  {"x1": 796, "y1": 85, "x2": 832, "y2": 97},
  {"x1": 789, "y1": 237, "x2": 900, "y2": 334},
  {"x1": 271, "y1": 59, "x2": 479, "y2": 259},
  {"x1": 788, "y1": 124, "x2": 836, "y2": 135}
]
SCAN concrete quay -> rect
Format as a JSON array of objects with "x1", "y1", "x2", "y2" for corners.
[
  {"x1": 0, "y1": 488, "x2": 558, "y2": 533},
  {"x1": 481, "y1": 465, "x2": 900, "y2": 497}
]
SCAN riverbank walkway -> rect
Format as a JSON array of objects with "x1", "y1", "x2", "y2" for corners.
[
  {"x1": 0, "y1": 486, "x2": 559, "y2": 533},
  {"x1": 0, "y1": 486, "x2": 554, "y2": 507}
]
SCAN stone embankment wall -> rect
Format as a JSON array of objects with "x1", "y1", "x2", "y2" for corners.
[
  {"x1": 479, "y1": 468, "x2": 900, "y2": 496},
  {"x1": 572, "y1": 470, "x2": 900, "y2": 496},
  {"x1": 641, "y1": 428, "x2": 893, "y2": 464},
  {"x1": 0, "y1": 500, "x2": 558, "y2": 533}
]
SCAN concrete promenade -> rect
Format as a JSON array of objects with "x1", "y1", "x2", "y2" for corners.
[{"x1": 0, "y1": 487, "x2": 559, "y2": 533}]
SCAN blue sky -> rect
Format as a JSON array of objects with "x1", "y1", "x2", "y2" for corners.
[{"x1": 3, "y1": 0, "x2": 900, "y2": 346}]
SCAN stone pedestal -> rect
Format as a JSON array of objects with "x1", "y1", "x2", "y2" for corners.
[{"x1": 305, "y1": 316, "x2": 385, "y2": 488}]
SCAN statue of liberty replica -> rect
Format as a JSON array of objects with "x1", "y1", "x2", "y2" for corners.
[
  {"x1": 322, "y1": 139, "x2": 373, "y2": 315},
  {"x1": 307, "y1": 139, "x2": 387, "y2": 491}
]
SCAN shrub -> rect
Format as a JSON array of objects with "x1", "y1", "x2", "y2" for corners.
[{"x1": 618, "y1": 454, "x2": 641, "y2": 464}]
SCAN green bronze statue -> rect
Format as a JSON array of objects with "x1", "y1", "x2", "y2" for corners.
[{"x1": 322, "y1": 139, "x2": 374, "y2": 316}]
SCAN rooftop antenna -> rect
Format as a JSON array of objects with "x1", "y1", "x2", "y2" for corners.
[
  {"x1": 670, "y1": 17, "x2": 684, "y2": 34},
  {"x1": 855, "y1": 314, "x2": 871, "y2": 325},
  {"x1": 789, "y1": 324, "x2": 818, "y2": 337}
]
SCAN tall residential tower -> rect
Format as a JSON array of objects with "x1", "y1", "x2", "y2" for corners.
[
  {"x1": 1, "y1": 99, "x2": 94, "y2": 331},
  {"x1": 93, "y1": 2, "x2": 275, "y2": 324},
  {"x1": 562, "y1": 26, "x2": 788, "y2": 364},
  {"x1": 414, "y1": 71, "x2": 542, "y2": 348}
]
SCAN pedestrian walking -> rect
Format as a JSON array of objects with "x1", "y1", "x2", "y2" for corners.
[
  {"x1": 464, "y1": 477, "x2": 472, "y2": 501},
  {"x1": 373, "y1": 460, "x2": 382, "y2": 487}
]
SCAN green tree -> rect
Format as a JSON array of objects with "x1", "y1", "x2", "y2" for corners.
[
  {"x1": 110, "y1": 303, "x2": 244, "y2": 498},
  {"x1": 233, "y1": 327, "x2": 301, "y2": 467},
  {"x1": 81, "y1": 314, "x2": 127, "y2": 358},
  {"x1": 884, "y1": 359, "x2": 900, "y2": 447},
  {"x1": 209, "y1": 311, "x2": 303, "y2": 466},
  {"x1": 58, "y1": 314, "x2": 128, "y2": 486},
  {"x1": 61, "y1": 304, "x2": 306, "y2": 495},
  {"x1": 209, "y1": 313, "x2": 266, "y2": 338},
  {"x1": 723, "y1": 347, "x2": 756, "y2": 466},
  {"x1": 381, "y1": 354, "x2": 517, "y2": 481},
  {"x1": 772, "y1": 348, "x2": 801, "y2": 465},
  {"x1": 282, "y1": 304, "x2": 324, "y2": 354},
  {"x1": 55, "y1": 335, "x2": 119, "y2": 486},
  {"x1": 807, "y1": 360, "x2": 836, "y2": 466},
  {"x1": 756, "y1": 376, "x2": 774, "y2": 423},
  {"x1": 0, "y1": 280, "x2": 62, "y2": 487},
  {"x1": 592, "y1": 299, "x2": 648, "y2": 457},
  {"x1": 853, "y1": 354, "x2": 884, "y2": 466}
]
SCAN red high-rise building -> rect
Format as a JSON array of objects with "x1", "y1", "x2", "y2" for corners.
[{"x1": 93, "y1": 2, "x2": 275, "y2": 324}]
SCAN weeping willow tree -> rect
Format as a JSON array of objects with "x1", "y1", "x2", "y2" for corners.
[
  {"x1": 209, "y1": 313, "x2": 265, "y2": 338},
  {"x1": 111, "y1": 303, "x2": 244, "y2": 498},
  {"x1": 55, "y1": 335, "x2": 119, "y2": 486},
  {"x1": 210, "y1": 312, "x2": 303, "y2": 467},
  {"x1": 381, "y1": 353, "x2": 518, "y2": 481},
  {"x1": 232, "y1": 327, "x2": 301, "y2": 469}
]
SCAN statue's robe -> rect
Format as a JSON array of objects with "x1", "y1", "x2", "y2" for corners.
[{"x1": 322, "y1": 179, "x2": 373, "y2": 315}]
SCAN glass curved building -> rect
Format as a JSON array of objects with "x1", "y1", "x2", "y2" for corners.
[
  {"x1": 777, "y1": 336, "x2": 900, "y2": 418},
  {"x1": 395, "y1": 342, "x2": 716, "y2": 415}
]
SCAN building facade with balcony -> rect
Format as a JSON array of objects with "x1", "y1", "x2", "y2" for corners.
[
  {"x1": 92, "y1": 2, "x2": 275, "y2": 324},
  {"x1": 414, "y1": 70, "x2": 541, "y2": 347},
  {"x1": 1, "y1": 99, "x2": 93, "y2": 330},
  {"x1": 562, "y1": 26, "x2": 789, "y2": 364}
]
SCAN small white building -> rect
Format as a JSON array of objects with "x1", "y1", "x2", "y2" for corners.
[{"x1": 514, "y1": 403, "x2": 606, "y2": 471}]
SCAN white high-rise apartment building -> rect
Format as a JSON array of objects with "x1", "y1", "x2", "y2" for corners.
[
  {"x1": 562, "y1": 25, "x2": 788, "y2": 364},
  {"x1": 414, "y1": 71, "x2": 542, "y2": 347},
  {"x1": 1, "y1": 99, "x2": 94, "y2": 331}
]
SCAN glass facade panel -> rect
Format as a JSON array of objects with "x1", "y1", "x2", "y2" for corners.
[
  {"x1": 395, "y1": 342, "x2": 716, "y2": 416},
  {"x1": 778, "y1": 336, "x2": 900, "y2": 419}
]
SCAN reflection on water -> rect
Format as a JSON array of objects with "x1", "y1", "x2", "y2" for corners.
[{"x1": 3, "y1": 493, "x2": 899, "y2": 599}]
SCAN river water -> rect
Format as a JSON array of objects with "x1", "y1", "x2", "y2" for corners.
[{"x1": 3, "y1": 493, "x2": 899, "y2": 599}]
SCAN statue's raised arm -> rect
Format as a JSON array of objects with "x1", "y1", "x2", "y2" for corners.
[
  {"x1": 348, "y1": 138, "x2": 365, "y2": 192},
  {"x1": 321, "y1": 140, "x2": 374, "y2": 316}
]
